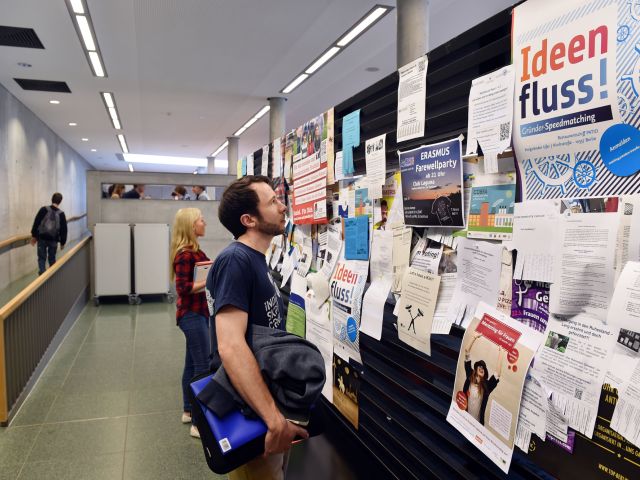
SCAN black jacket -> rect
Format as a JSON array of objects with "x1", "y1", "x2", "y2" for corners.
[
  {"x1": 197, "y1": 325, "x2": 326, "y2": 423},
  {"x1": 31, "y1": 205, "x2": 68, "y2": 245}
]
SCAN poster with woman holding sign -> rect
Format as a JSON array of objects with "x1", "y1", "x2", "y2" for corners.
[{"x1": 447, "y1": 302, "x2": 543, "y2": 473}]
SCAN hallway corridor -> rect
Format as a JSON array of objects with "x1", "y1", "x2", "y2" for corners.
[{"x1": 2, "y1": 301, "x2": 224, "y2": 479}]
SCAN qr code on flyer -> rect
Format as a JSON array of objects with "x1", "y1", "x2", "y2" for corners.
[
  {"x1": 575, "y1": 388, "x2": 583, "y2": 400},
  {"x1": 499, "y1": 122, "x2": 510, "y2": 141}
]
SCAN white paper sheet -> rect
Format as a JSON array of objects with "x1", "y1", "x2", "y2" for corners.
[
  {"x1": 304, "y1": 292, "x2": 333, "y2": 403},
  {"x1": 320, "y1": 224, "x2": 342, "y2": 283},
  {"x1": 273, "y1": 137, "x2": 282, "y2": 178},
  {"x1": 447, "y1": 238, "x2": 503, "y2": 328},
  {"x1": 607, "y1": 261, "x2": 640, "y2": 330},
  {"x1": 261, "y1": 144, "x2": 269, "y2": 177},
  {"x1": 549, "y1": 213, "x2": 619, "y2": 320},
  {"x1": 466, "y1": 65, "x2": 515, "y2": 174},
  {"x1": 410, "y1": 236, "x2": 443, "y2": 274},
  {"x1": 530, "y1": 314, "x2": 617, "y2": 438},
  {"x1": 512, "y1": 199, "x2": 560, "y2": 283},
  {"x1": 360, "y1": 230, "x2": 394, "y2": 341},
  {"x1": 432, "y1": 273, "x2": 457, "y2": 334},
  {"x1": 396, "y1": 55, "x2": 427, "y2": 143},
  {"x1": 246, "y1": 153, "x2": 254, "y2": 175},
  {"x1": 397, "y1": 268, "x2": 441, "y2": 355},
  {"x1": 365, "y1": 133, "x2": 386, "y2": 192},
  {"x1": 392, "y1": 225, "x2": 412, "y2": 293},
  {"x1": 514, "y1": 375, "x2": 548, "y2": 452}
]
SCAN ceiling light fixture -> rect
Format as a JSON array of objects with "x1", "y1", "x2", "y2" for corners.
[
  {"x1": 49, "y1": 100, "x2": 60, "y2": 104},
  {"x1": 90, "y1": 148, "x2": 97, "y2": 152},
  {"x1": 233, "y1": 105, "x2": 271, "y2": 136},
  {"x1": 282, "y1": 74, "x2": 308, "y2": 94},
  {"x1": 68, "y1": 122, "x2": 77, "y2": 126},
  {"x1": 337, "y1": 6, "x2": 389, "y2": 47},
  {"x1": 123, "y1": 153, "x2": 207, "y2": 167},
  {"x1": 128, "y1": 163, "x2": 134, "y2": 172},
  {"x1": 193, "y1": 169, "x2": 199, "y2": 175},
  {"x1": 117, "y1": 134, "x2": 129, "y2": 153},
  {"x1": 101, "y1": 92, "x2": 122, "y2": 130},
  {"x1": 69, "y1": 0, "x2": 84, "y2": 14},
  {"x1": 210, "y1": 140, "x2": 229, "y2": 158},
  {"x1": 279, "y1": 5, "x2": 391, "y2": 95},
  {"x1": 65, "y1": 0, "x2": 107, "y2": 77},
  {"x1": 305, "y1": 46, "x2": 340, "y2": 74},
  {"x1": 82, "y1": 138, "x2": 89, "y2": 141}
]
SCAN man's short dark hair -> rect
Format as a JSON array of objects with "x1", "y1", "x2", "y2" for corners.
[
  {"x1": 51, "y1": 192, "x2": 63, "y2": 204},
  {"x1": 219, "y1": 175, "x2": 271, "y2": 239}
]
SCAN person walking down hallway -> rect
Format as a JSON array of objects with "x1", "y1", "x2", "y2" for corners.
[
  {"x1": 30, "y1": 192, "x2": 67, "y2": 275},
  {"x1": 170, "y1": 208, "x2": 210, "y2": 439}
]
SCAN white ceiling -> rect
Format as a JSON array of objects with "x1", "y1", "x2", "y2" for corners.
[{"x1": 0, "y1": 0, "x2": 517, "y2": 173}]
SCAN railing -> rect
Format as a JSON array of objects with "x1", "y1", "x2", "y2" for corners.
[
  {"x1": 0, "y1": 235, "x2": 91, "y2": 424},
  {"x1": 0, "y1": 213, "x2": 87, "y2": 256}
]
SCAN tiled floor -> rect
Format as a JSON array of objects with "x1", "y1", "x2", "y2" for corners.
[{"x1": 4, "y1": 301, "x2": 225, "y2": 480}]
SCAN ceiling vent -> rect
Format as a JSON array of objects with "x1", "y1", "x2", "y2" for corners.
[
  {"x1": 0, "y1": 26, "x2": 44, "y2": 49},
  {"x1": 13, "y1": 78, "x2": 71, "y2": 93}
]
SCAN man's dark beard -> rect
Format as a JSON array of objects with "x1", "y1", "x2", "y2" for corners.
[{"x1": 256, "y1": 214, "x2": 284, "y2": 236}]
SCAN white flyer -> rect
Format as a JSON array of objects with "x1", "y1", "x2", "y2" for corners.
[
  {"x1": 304, "y1": 291, "x2": 334, "y2": 403},
  {"x1": 512, "y1": 199, "x2": 561, "y2": 283},
  {"x1": 261, "y1": 144, "x2": 269, "y2": 177},
  {"x1": 466, "y1": 65, "x2": 515, "y2": 173},
  {"x1": 549, "y1": 212, "x2": 619, "y2": 320},
  {"x1": 607, "y1": 261, "x2": 640, "y2": 331},
  {"x1": 432, "y1": 273, "x2": 457, "y2": 334},
  {"x1": 530, "y1": 314, "x2": 617, "y2": 438},
  {"x1": 447, "y1": 237, "x2": 503, "y2": 328},
  {"x1": 320, "y1": 223, "x2": 343, "y2": 282},
  {"x1": 392, "y1": 225, "x2": 412, "y2": 293},
  {"x1": 397, "y1": 268, "x2": 441, "y2": 356},
  {"x1": 330, "y1": 259, "x2": 369, "y2": 363},
  {"x1": 360, "y1": 229, "x2": 394, "y2": 341},
  {"x1": 396, "y1": 55, "x2": 428, "y2": 143},
  {"x1": 410, "y1": 235, "x2": 443, "y2": 274},
  {"x1": 365, "y1": 133, "x2": 387, "y2": 195},
  {"x1": 246, "y1": 153, "x2": 254, "y2": 176},
  {"x1": 273, "y1": 137, "x2": 283, "y2": 178}
]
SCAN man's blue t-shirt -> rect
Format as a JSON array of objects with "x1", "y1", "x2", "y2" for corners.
[{"x1": 206, "y1": 242, "x2": 284, "y2": 331}]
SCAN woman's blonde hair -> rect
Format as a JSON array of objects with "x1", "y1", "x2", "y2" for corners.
[{"x1": 170, "y1": 208, "x2": 202, "y2": 280}]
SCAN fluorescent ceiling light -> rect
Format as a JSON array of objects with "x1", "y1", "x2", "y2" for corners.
[
  {"x1": 102, "y1": 92, "x2": 114, "y2": 108},
  {"x1": 69, "y1": 0, "x2": 84, "y2": 14},
  {"x1": 254, "y1": 105, "x2": 270, "y2": 119},
  {"x1": 76, "y1": 15, "x2": 96, "y2": 51},
  {"x1": 211, "y1": 140, "x2": 229, "y2": 157},
  {"x1": 337, "y1": 6, "x2": 389, "y2": 47},
  {"x1": 90, "y1": 148, "x2": 96, "y2": 152},
  {"x1": 306, "y1": 46, "x2": 340, "y2": 74},
  {"x1": 193, "y1": 169, "x2": 199, "y2": 175},
  {"x1": 123, "y1": 153, "x2": 208, "y2": 168},
  {"x1": 128, "y1": 163, "x2": 134, "y2": 172},
  {"x1": 108, "y1": 107, "x2": 121, "y2": 129},
  {"x1": 234, "y1": 117, "x2": 259, "y2": 136},
  {"x1": 49, "y1": 100, "x2": 60, "y2": 104},
  {"x1": 282, "y1": 73, "x2": 309, "y2": 94},
  {"x1": 117, "y1": 134, "x2": 129, "y2": 153},
  {"x1": 88, "y1": 51, "x2": 104, "y2": 77},
  {"x1": 68, "y1": 122, "x2": 77, "y2": 126},
  {"x1": 82, "y1": 138, "x2": 89, "y2": 141}
]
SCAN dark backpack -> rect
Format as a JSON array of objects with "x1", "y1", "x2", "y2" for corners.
[{"x1": 38, "y1": 207, "x2": 61, "y2": 238}]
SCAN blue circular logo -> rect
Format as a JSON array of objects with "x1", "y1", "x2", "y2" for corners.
[
  {"x1": 599, "y1": 123, "x2": 640, "y2": 177},
  {"x1": 346, "y1": 317, "x2": 358, "y2": 342}
]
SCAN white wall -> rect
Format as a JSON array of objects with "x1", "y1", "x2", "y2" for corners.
[{"x1": 0, "y1": 84, "x2": 92, "y2": 291}]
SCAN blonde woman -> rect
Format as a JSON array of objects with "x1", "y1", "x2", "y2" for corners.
[{"x1": 170, "y1": 208, "x2": 210, "y2": 438}]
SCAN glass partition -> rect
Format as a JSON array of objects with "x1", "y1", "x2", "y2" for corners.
[{"x1": 101, "y1": 184, "x2": 223, "y2": 201}]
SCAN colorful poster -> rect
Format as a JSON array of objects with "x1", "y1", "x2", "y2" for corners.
[
  {"x1": 467, "y1": 172, "x2": 516, "y2": 240},
  {"x1": 399, "y1": 138, "x2": 464, "y2": 227},
  {"x1": 332, "y1": 354, "x2": 361, "y2": 429},
  {"x1": 330, "y1": 259, "x2": 369, "y2": 363},
  {"x1": 446, "y1": 302, "x2": 543, "y2": 473},
  {"x1": 291, "y1": 112, "x2": 333, "y2": 224},
  {"x1": 512, "y1": 0, "x2": 640, "y2": 200},
  {"x1": 325, "y1": 108, "x2": 335, "y2": 185},
  {"x1": 511, "y1": 280, "x2": 550, "y2": 333}
]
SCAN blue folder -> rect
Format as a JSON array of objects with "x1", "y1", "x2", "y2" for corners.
[{"x1": 190, "y1": 375, "x2": 267, "y2": 455}]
